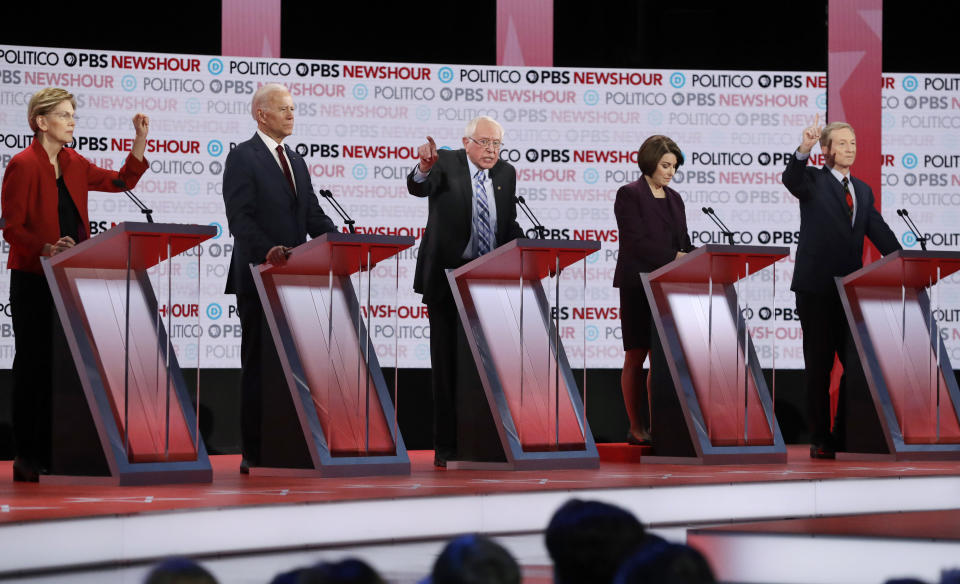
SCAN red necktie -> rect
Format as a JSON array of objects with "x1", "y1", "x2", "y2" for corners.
[
  {"x1": 841, "y1": 177, "x2": 853, "y2": 219},
  {"x1": 276, "y1": 144, "x2": 297, "y2": 197}
]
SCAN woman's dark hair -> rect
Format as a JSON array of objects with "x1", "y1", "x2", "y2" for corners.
[
  {"x1": 613, "y1": 541, "x2": 715, "y2": 584},
  {"x1": 298, "y1": 558, "x2": 384, "y2": 584},
  {"x1": 545, "y1": 499, "x2": 647, "y2": 584},
  {"x1": 637, "y1": 135, "x2": 684, "y2": 176},
  {"x1": 430, "y1": 534, "x2": 520, "y2": 584},
  {"x1": 144, "y1": 558, "x2": 218, "y2": 584}
]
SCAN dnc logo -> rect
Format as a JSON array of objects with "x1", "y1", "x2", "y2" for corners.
[{"x1": 208, "y1": 58, "x2": 224, "y2": 75}]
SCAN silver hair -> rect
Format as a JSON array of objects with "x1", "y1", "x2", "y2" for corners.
[
  {"x1": 463, "y1": 116, "x2": 504, "y2": 139},
  {"x1": 250, "y1": 83, "x2": 289, "y2": 121},
  {"x1": 820, "y1": 121, "x2": 855, "y2": 148}
]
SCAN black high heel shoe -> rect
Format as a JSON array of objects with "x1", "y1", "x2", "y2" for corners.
[{"x1": 626, "y1": 431, "x2": 652, "y2": 447}]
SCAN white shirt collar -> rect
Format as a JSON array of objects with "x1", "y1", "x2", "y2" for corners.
[
  {"x1": 826, "y1": 165, "x2": 850, "y2": 184},
  {"x1": 466, "y1": 157, "x2": 486, "y2": 181},
  {"x1": 257, "y1": 129, "x2": 283, "y2": 152}
]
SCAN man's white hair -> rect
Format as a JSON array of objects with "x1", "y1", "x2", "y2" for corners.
[
  {"x1": 250, "y1": 83, "x2": 289, "y2": 121},
  {"x1": 463, "y1": 116, "x2": 504, "y2": 139}
]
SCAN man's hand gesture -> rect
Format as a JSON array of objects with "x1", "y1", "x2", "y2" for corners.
[
  {"x1": 798, "y1": 113, "x2": 822, "y2": 154},
  {"x1": 417, "y1": 136, "x2": 438, "y2": 173}
]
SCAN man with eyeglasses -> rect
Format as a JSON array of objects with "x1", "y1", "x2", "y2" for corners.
[
  {"x1": 408, "y1": 116, "x2": 524, "y2": 467},
  {"x1": 222, "y1": 83, "x2": 337, "y2": 474}
]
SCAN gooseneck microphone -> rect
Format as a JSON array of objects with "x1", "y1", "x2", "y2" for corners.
[
  {"x1": 112, "y1": 178, "x2": 154, "y2": 223},
  {"x1": 319, "y1": 189, "x2": 356, "y2": 233},
  {"x1": 701, "y1": 207, "x2": 735, "y2": 245},
  {"x1": 897, "y1": 208, "x2": 928, "y2": 251},
  {"x1": 514, "y1": 195, "x2": 547, "y2": 238}
]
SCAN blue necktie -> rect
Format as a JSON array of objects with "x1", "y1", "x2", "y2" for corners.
[{"x1": 474, "y1": 169, "x2": 493, "y2": 256}]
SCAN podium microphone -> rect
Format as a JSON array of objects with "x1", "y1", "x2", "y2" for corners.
[
  {"x1": 514, "y1": 195, "x2": 547, "y2": 238},
  {"x1": 897, "y1": 208, "x2": 928, "y2": 251},
  {"x1": 701, "y1": 207, "x2": 735, "y2": 245},
  {"x1": 320, "y1": 189, "x2": 356, "y2": 233},
  {"x1": 112, "y1": 178, "x2": 154, "y2": 223}
]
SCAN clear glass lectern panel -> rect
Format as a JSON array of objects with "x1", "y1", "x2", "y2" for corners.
[
  {"x1": 855, "y1": 277, "x2": 960, "y2": 444},
  {"x1": 550, "y1": 249, "x2": 592, "y2": 416},
  {"x1": 472, "y1": 248, "x2": 586, "y2": 453},
  {"x1": 272, "y1": 271, "x2": 396, "y2": 456},
  {"x1": 145, "y1": 235, "x2": 203, "y2": 458},
  {"x1": 660, "y1": 274, "x2": 774, "y2": 447},
  {"x1": 349, "y1": 249, "x2": 403, "y2": 452},
  {"x1": 537, "y1": 248, "x2": 592, "y2": 423},
  {"x1": 65, "y1": 233, "x2": 198, "y2": 463}
]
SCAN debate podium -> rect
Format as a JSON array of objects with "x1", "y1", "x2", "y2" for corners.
[
  {"x1": 837, "y1": 250, "x2": 960, "y2": 459},
  {"x1": 446, "y1": 238, "x2": 600, "y2": 470},
  {"x1": 42, "y1": 222, "x2": 215, "y2": 485},
  {"x1": 641, "y1": 244, "x2": 789, "y2": 464},
  {"x1": 250, "y1": 232, "x2": 412, "y2": 477}
]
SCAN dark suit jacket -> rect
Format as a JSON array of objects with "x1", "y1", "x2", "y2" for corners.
[
  {"x1": 782, "y1": 154, "x2": 900, "y2": 294},
  {"x1": 407, "y1": 149, "x2": 524, "y2": 304},
  {"x1": 613, "y1": 178, "x2": 693, "y2": 288},
  {"x1": 1, "y1": 138, "x2": 147, "y2": 274},
  {"x1": 223, "y1": 133, "x2": 336, "y2": 294}
]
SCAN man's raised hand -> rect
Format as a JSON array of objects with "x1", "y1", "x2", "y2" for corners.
[{"x1": 417, "y1": 136, "x2": 438, "y2": 173}]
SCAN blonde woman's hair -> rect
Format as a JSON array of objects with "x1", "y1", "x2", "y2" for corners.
[{"x1": 27, "y1": 88, "x2": 76, "y2": 134}]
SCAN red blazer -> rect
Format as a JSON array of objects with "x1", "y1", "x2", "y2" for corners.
[
  {"x1": 1, "y1": 138, "x2": 148, "y2": 273},
  {"x1": 613, "y1": 178, "x2": 693, "y2": 288}
]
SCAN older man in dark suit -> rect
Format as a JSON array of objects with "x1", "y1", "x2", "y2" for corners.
[
  {"x1": 223, "y1": 83, "x2": 336, "y2": 472},
  {"x1": 408, "y1": 117, "x2": 524, "y2": 467},
  {"x1": 783, "y1": 115, "x2": 900, "y2": 459}
]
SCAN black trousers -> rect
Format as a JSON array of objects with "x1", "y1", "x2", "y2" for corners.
[
  {"x1": 236, "y1": 291, "x2": 277, "y2": 465},
  {"x1": 426, "y1": 291, "x2": 459, "y2": 460},
  {"x1": 236, "y1": 290, "x2": 317, "y2": 468},
  {"x1": 796, "y1": 289, "x2": 849, "y2": 448},
  {"x1": 10, "y1": 270, "x2": 55, "y2": 469}
]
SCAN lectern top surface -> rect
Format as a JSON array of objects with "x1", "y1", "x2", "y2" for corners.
[
  {"x1": 258, "y1": 232, "x2": 415, "y2": 276},
  {"x1": 841, "y1": 249, "x2": 960, "y2": 288},
  {"x1": 647, "y1": 244, "x2": 789, "y2": 284},
  {"x1": 45, "y1": 222, "x2": 217, "y2": 270},
  {"x1": 452, "y1": 238, "x2": 600, "y2": 281}
]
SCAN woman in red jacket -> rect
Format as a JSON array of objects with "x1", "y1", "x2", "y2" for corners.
[{"x1": 1, "y1": 87, "x2": 149, "y2": 481}]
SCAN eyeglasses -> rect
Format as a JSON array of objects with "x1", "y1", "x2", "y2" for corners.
[
  {"x1": 467, "y1": 137, "x2": 503, "y2": 150},
  {"x1": 46, "y1": 111, "x2": 78, "y2": 122}
]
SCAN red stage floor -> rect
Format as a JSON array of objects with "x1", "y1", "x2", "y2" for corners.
[
  {"x1": 3, "y1": 446, "x2": 960, "y2": 525},
  {"x1": 2, "y1": 445, "x2": 960, "y2": 581}
]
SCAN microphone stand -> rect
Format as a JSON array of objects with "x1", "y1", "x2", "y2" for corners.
[
  {"x1": 897, "y1": 209, "x2": 928, "y2": 251},
  {"x1": 113, "y1": 178, "x2": 154, "y2": 223},
  {"x1": 514, "y1": 195, "x2": 546, "y2": 238},
  {"x1": 702, "y1": 207, "x2": 734, "y2": 245},
  {"x1": 320, "y1": 189, "x2": 356, "y2": 233}
]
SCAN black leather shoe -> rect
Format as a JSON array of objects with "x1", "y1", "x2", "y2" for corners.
[
  {"x1": 433, "y1": 455, "x2": 447, "y2": 468},
  {"x1": 809, "y1": 444, "x2": 836, "y2": 459},
  {"x1": 12, "y1": 458, "x2": 39, "y2": 483},
  {"x1": 239, "y1": 459, "x2": 251, "y2": 474}
]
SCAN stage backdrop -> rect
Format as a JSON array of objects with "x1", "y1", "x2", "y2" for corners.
[{"x1": 0, "y1": 45, "x2": 957, "y2": 369}]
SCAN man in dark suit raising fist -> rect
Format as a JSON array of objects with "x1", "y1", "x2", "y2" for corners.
[
  {"x1": 783, "y1": 114, "x2": 900, "y2": 459},
  {"x1": 407, "y1": 117, "x2": 524, "y2": 467},
  {"x1": 223, "y1": 83, "x2": 337, "y2": 472}
]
